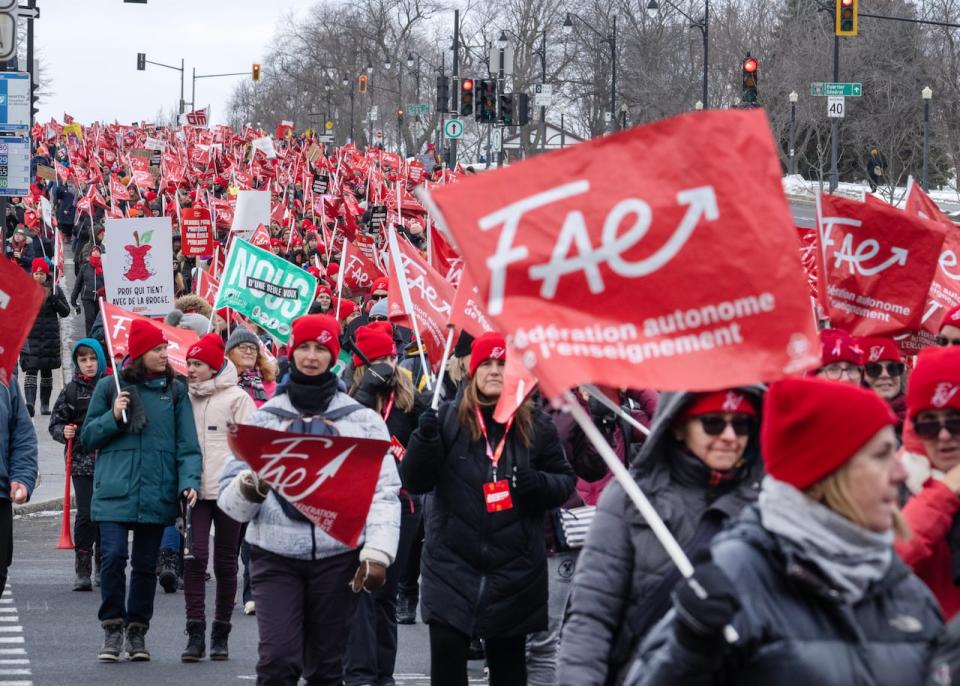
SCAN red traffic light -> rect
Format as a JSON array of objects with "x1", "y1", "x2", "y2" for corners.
[
  {"x1": 462, "y1": 78, "x2": 474, "y2": 91},
  {"x1": 841, "y1": 0, "x2": 853, "y2": 5},
  {"x1": 743, "y1": 58, "x2": 758, "y2": 73}
]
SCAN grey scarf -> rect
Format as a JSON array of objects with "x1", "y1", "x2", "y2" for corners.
[{"x1": 758, "y1": 476, "x2": 893, "y2": 603}]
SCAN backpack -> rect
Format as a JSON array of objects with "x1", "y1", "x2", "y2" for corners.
[{"x1": 259, "y1": 402, "x2": 366, "y2": 523}]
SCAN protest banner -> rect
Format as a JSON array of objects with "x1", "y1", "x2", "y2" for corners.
[
  {"x1": 181, "y1": 207, "x2": 214, "y2": 256},
  {"x1": 343, "y1": 244, "x2": 383, "y2": 291},
  {"x1": 816, "y1": 192, "x2": 945, "y2": 337},
  {"x1": 0, "y1": 257, "x2": 45, "y2": 384},
  {"x1": 232, "y1": 190, "x2": 271, "y2": 232},
  {"x1": 36, "y1": 164, "x2": 56, "y2": 182},
  {"x1": 422, "y1": 109, "x2": 820, "y2": 397},
  {"x1": 450, "y1": 267, "x2": 496, "y2": 337},
  {"x1": 249, "y1": 223, "x2": 272, "y2": 250},
  {"x1": 102, "y1": 217, "x2": 175, "y2": 316},
  {"x1": 100, "y1": 301, "x2": 198, "y2": 375},
  {"x1": 227, "y1": 422, "x2": 390, "y2": 547},
  {"x1": 903, "y1": 177, "x2": 960, "y2": 334},
  {"x1": 194, "y1": 269, "x2": 220, "y2": 307},
  {"x1": 214, "y1": 239, "x2": 317, "y2": 342}
]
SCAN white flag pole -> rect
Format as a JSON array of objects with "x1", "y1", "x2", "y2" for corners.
[
  {"x1": 582, "y1": 385, "x2": 651, "y2": 437},
  {"x1": 387, "y1": 226, "x2": 432, "y2": 391},
  {"x1": 334, "y1": 241, "x2": 349, "y2": 320},
  {"x1": 561, "y1": 391, "x2": 738, "y2": 644},
  {"x1": 431, "y1": 326, "x2": 456, "y2": 410},
  {"x1": 98, "y1": 297, "x2": 127, "y2": 424}
]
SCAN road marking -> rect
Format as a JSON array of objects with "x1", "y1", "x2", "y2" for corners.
[{"x1": 0, "y1": 589, "x2": 29, "y2": 686}]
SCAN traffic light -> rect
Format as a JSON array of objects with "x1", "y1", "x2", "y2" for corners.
[
  {"x1": 436, "y1": 75, "x2": 450, "y2": 113},
  {"x1": 358, "y1": 74, "x2": 368, "y2": 94},
  {"x1": 460, "y1": 78, "x2": 474, "y2": 117},
  {"x1": 836, "y1": 0, "x2": 858, "y2": 36},
  {"x1": 517, "y1": 93, "x2": 530, "y2": 126},
  {"x1": 477, "y1": 79, "x2": 497, "y2": 123},
  {"x1": 499, "y1": 93, "x2": 514, "y2": 126},
  {"x1": 252, "y1": 63, "x2": 261, "y2": 82},
  {"x1": 136, "y1": 53, "x2": 146, "y2": 71},
  {"x1": 741, "y1": 54, "x2": 759, "y2": 105}
]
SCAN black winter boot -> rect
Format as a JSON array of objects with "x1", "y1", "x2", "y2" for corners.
[
  {"x1": 39, "y1": 376, "x2": 52, "y2": 415},
  {"x1": 94, "y1": 546, "x2": 101, "y2": 587},
  {"x1": 396, "y1": 593, "x2": 418, "y2": 624},
  {"x1": 124, "y1": 622, "x2": 150, "y2": 661},
  {"x1": 157, "y1": 549, "x2": 179, "y2": 594},
  {"x1": 73, "y1": 549, "x2": 92, "y2": 591},
  {"x1": 209, "y1": 621, "x2": 230, "y2": 661},
  {"x1": 22, "y1": 380, "x2": 35, "y2": 418},
  {"x1": 180, "y1": 620, "x2": 206, "y2": 662},
  {"x1": 98, "y1": 620, "x2": 124, "y2": 662}
]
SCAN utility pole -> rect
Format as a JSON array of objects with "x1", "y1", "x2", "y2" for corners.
[
  {"x1": 26, "y1": 0, "x2": 36, "y2": 129},
  {"x1": 610, "y1": 14, "x2": 617, "y2": 130},
  {"x1": 497, "y1": 42, "x2": 505, "y2": 167},
  {"x1": 449, "y1": 9, "x2": 460, "y2": 168},
  {"x1": 829, "y1": 35, "x2": 839, "y2": 191},
  {"x1": 539, "y1": 30, "x2": 547, "y2": 151}
]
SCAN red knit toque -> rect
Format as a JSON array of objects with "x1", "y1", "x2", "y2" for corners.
[
  {"x1": 369, "y1": 277, "x2": 389, "y2": 295},
  {"x1": 352, "y1": 325, "x2": 397, "y2": 368},
  {"x1": 186, "y1": 333, "x2": 225, "y2": 371},
  {"x1": 857, "y1": 337, "x2": 902, "y2": 364},
  {"x1": 762, "y1": 377, "x2": 896, "y2": 490},
  {"x1": 291, "y1": 314, "x2": 341, "y2": 360},
  {"x1": 681, "y1": 390, "x2": 757, "y2": 419},
  {"x1": 315, "y1": 284, "x2": 333, "y2": 299},
  {"x1": 818, "y1": 329, "x2": 863, "y2": 367},
  {"x1": 128, "y1": 319, "x2": 167, "y2": 360},
  {"x1": 907, "y1": 346, "x2": 960, "y2": 418},
  {"x1": 470, "y1": 332, "x2": 507, "y2": 377},
  {"x1": 941, "y1": 305, "x2": 960, "y2": 332},
  {"x1": 30, "y1": 257, "x2": 49, "y2": 274},
  {"x1": 337, "y1": 300, "x2": 357, "y2": 321}
]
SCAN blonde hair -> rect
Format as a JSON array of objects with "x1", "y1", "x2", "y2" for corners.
[
  {"x1": 457, "y1": 375, "x2": 534, "y2": 448},
  {"x1": 349, "y1": 363, "x2": 415, "y2": 414},
  {"x1": 805, "y1": 466, "x2": 910, "y2": 540}
]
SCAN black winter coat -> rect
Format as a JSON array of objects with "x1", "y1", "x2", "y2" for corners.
[
  {"x1": 20, "y1": 285, "x2": 69, "y2": 370},
  {"x1": 71, "y1": 263, "x2": 103, "y2": 306},
  {"x1": 559, "y1": 389, "x2": 764, "y2": 686},
  {"x1": 626, "y1": 507, "x2": 943, "y2": 686},
  {"x1": 48, "y1": 373, "x2": 99, "y2": 476},
  {"x1": 401, "y1": 395, "x2": 575, "y2": 638},
  {"x1": 55, "y1": 186, "x2": 76, "y2": 225}
]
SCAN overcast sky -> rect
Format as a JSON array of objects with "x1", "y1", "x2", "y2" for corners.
[{"x1": 36, "y1": 0, "x2": 308, "y2": 126}]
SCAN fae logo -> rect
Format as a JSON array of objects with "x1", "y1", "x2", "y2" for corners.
[
  {"x1": 316, "y1": 331, "x2": 333, "y2": 344},
  {"x1": 869, "y1": 346, "x2": 884, "y2": 362},
  {"x1": 722, "y1": 392, "x2": 744, "y2": 412},
  {"x1": 490, "y1": 346, "x2": 505, "y2": 359},
  {"x1": 932, "y1": 382, "x2": 960, "y2": 409}
]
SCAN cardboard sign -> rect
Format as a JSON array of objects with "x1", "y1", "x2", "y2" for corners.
[
  {"x1": 181, "y1": 207, "x2": 215, "y2": 257},
  {"x1": 102, "y1": 217, "x2": 175, "y2": 316},
  {"x1": 36, "y1": 164, "x2": 56, "y2": 182},
  {"x1": 423, "y1": 109, "x2": 821, "y2": 397}
]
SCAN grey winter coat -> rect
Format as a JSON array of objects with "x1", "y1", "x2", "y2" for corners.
[
  {"x1": 558, "y1": 389, "x2": 765, "y2": 686},
  {"x1": 625, "y1": 507, "x2": 943, "y2": 686}
]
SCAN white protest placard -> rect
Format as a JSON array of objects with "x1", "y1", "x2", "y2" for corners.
[
  {"x1": 231, "y1": 190, "x2": 271, "y2": 233},
  {"x1": 102, "y1": 217, "x2": 175, "y2": 316},
  {"x1": 251, "y1": 136, "x2": 277, "y2": 159},
  {"x1": 144, "y1": 136, "x2": 167, "y2": 151}
]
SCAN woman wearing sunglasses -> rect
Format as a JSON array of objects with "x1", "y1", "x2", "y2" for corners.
[
  {"x1": 626, "y1": 378, "x2": 942, "y2": 686},
  {"x1": 559, "y1": 388, "x2": 763, "y2": 686},
  {"x1": 859, "y1": 337, "x2": 907, "y2": 436},
  {"x1": 898, "y1": 346, "x2": 960, "y2": 620}
]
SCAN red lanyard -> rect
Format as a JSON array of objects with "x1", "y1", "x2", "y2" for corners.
[
  {"x1": 381, "y1": 392, "x2": 394, "y2": 421},
  {"x1": 475, "y1": 407, "x2": 513, "y2": 479}
]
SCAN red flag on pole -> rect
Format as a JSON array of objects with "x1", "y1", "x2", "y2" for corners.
[
  {"x1": 226, "y1": 422, "x2": 389, "y2": 547},
  {"x1": 101, "y1": 302, "x2": 199, "y2": 376},
  {"x1": 0, "y1": 258, "x2": 45, "y2": 384},
  {"x1": 422, "y1": 109, "x2": 820, "y2": 397}
]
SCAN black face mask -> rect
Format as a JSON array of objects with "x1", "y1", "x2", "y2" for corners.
[{"x1": 286, "y1": 368, "x2": 339, "y2": 414}]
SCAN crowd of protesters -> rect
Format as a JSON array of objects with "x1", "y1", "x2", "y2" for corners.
[{"x1": 2, "y1": 117, "x2": 960, "y2": 686}]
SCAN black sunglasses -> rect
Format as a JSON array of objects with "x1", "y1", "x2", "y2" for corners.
[
  {"x1": 864, "y1": 361, "x2": 905, "y2": 378},
  {"x1": 698, "y1": 414, "x2": 755, "y2": 437},
  {"x1": 371, "y1": 293, "x2": 387, "y2": 301},
  {"x1": 368, "y1": 315, "x2": 388, "y2": 322},
  {"x1": 914, "y1": 417, "x2": 960, "y2": 439},
  {"x1": 936, "y1": 336, "x2": 960, "y2": 347}
]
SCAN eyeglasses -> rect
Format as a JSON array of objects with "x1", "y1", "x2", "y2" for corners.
[
  {"x1": 368, "y1": 315, "x2": 388, "y2": 322},
  {"x1": 235, "y1": 343, "x2": 258, "y2": 354},
  {"x1": 913, "y1": 417, "x2": 960, "y2": 439},
  {"x1": 936, "y1": 336, "x2": 960, "y2": 347},
  {"x1": 818, "y1": 363, "x2": 863, "y2": 380},
  {"x1": 371, "y1": 293, "x2": 387, "y2": 301},
  {"x1": 697, "y1": 414, "x2": 755, "y2": 437},
  {"x1": 864, "y1": 361, "x2": 905, "y2": 379}
]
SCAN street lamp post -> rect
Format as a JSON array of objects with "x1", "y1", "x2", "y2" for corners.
[
  {"x1": 564, "y1": 13, "x2": 618, "y2": 130},
  {"x1": 789, "y1": 91, "x2": 798, "y2": 175},
  {"x1": 498, "y1": 31, "x2": 507, "y2": 167},
  {"x1": 923, "y1": 86, "x2": 933, "y2": 191},
  {"x1": 647, "y1": 0, "x2": 708, "y2": 108}
]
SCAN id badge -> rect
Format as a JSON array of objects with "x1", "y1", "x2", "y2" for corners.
[{"x1": 483, "y1": 480, "x2": 513, "y2": 513}]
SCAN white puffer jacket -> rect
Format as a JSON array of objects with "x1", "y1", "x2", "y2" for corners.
[
  {"x1": 188, "y1": 362, "x2": 257, "y2": 500},
  {"x1": 218, "y1": 391, "x2": 401, "y2": 565}
]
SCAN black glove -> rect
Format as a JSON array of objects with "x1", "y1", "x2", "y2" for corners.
[
  {"x1": 672, "y1": 562, "x2": 740, "y2": 654},
  {"x1": 73, "y1": 305, "x2": 81, "y2": 315},
  {"x1": 354, "y1": 362, "x2": 395, "y2": 409},
  {"x1": 587, "y1": 395, "x2": 616, "y2": 425},
  {"x1": 511, "y1": 464, "x2": 545, "y2": 503},
  {"x1": 418, "y1": 408, "x2": 439, "y2": 438}
]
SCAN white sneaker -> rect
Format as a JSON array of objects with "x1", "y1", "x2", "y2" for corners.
[{"x1": 244, "y1": 601, "x2": 256, "y2": 615}]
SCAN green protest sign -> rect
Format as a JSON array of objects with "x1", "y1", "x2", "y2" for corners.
[{"x1": 215, "y1": 239, "x2": 317, "y2": 342}]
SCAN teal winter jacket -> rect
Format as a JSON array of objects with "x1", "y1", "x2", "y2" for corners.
[{"x1": 81, "y1": 373, "x2": 201, "y2": 525}]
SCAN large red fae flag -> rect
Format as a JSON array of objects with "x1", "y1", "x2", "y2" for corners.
[
  {"x1": 816, "y1": 192, "x2": 945, "y2": 336},
  {"x1": 227, "y1": 422, "x2": 389, "y2": 547},
  {"x1": 101, "y1": 302, "x2": 199, "y2": 376},
  {"x1": 423, "y1": 110, "x2": 819, "y2": 396},
  {"x1": 0, "y1": 258, "x2": 45, "y2": 384}
]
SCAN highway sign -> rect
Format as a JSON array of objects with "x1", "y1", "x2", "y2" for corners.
[
  {"x1": 827, "y1": 96, "x2": 845, "y2": 118},
  {"x1": 443, "y1": 118, "x2": 464, "y2": 140},
  {"x1": 811, "y1": 82, "x2": 862, "y2": 97},
  {"x1": 406, "y1": 103, "x2": 429, "y2": 116}
]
